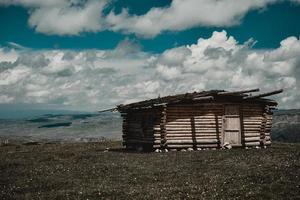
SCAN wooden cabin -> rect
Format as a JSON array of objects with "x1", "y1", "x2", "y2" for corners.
[{"x1": 116, "y1": 88, "x2": 283, "y2": 151}]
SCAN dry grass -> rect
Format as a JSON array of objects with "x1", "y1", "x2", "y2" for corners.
[{"x1": 0, "y1": 142, "x2": 299, "y2": 199}]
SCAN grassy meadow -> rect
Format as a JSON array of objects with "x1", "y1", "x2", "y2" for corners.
[{"x1": 0, "y1": 142, "x2": 299, "y2": 199}]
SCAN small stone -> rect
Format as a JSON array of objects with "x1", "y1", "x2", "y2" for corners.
[
  {"x1": 164, "y1": 149, "x2": 169, "y2": 152},
  {"x1": 223, "y1": 142, "x2": 232, "y2": 149},
  {"x1": 103, "y1": 147, "x2": 109, "y2": 152},
  {"x1": 155, "y1": 149, "x2": 160, "y2": 153},
  {"x1": 180, "y1": 149, "x2": 186, "y2": 152},
  {"x1": 187, "y1": 148, "x2": 193, "y2": 151},
  {"x1": 197, "y1": 148, "x2": 202, "y2": 151}
]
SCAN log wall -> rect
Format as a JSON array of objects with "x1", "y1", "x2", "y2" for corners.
[
  {"x1": 164, "y1": 103, "x2": 223, "y2": 149},
  {"x1": 122, "y1": 109, "x2": 161, "y2": 150},
  {"x1": 121, "y1": 102, "x2": 274, "y2": 151}
]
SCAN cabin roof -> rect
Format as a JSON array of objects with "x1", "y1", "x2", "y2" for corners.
[{"x1": 115, "y1": 88, "x2": 283, "y2": 111}]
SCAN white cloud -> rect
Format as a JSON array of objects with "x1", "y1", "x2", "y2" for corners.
[
  {"x1": 0, "y1": 48, "x2": 18, "y2": 62},
  {"x1": 0, "y1": 31, "x2": 300, "y2": 110},
  {"x1": 0, "y1": 0, "x2": 290, "y2": 37},
  {"x1": 106, "y1": 0, "x2": 276, "y2": 37},
  {"x1": 0, "y1": 95, "x2": 14, "y2": 103},
  {"x1": 28, "y1": 0, "x2": 107, "y2": 35},
  {"x1": 0, "y1": 0, "x2": 107, "y2": 35}
]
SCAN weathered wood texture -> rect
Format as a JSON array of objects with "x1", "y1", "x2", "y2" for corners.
[
  {"x1": 121, "y1": 102, "x2": 274, "y2": 150},
  {"x1": 164, "y1": 103, "x2": 223, "y2": 149},
  {"x1": 121, "y1": 109, "x2": 161, "y2": 150}
]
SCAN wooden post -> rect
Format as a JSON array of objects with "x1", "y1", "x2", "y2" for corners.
[
  {"x1": 121, "y1": 112, "x2": 128, "y2": 148},
  {"x1": 239, "y1": 105, "x2": 246, "y2": 147},
  {"x1": 191, "y1": 117, "x2": 196, "y2": 150},
  {"x1": 260, "y1": 112, "x2": 267, "y2": 146},
  {"x1": 160, "y1": 105, "x2": 167, "y2": 149},
  {"x1": 215, "y1": 113, "x2": 221, "y2": 148}
]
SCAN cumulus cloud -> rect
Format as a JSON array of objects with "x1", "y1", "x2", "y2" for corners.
[
  {"x1": 0, "y1": 0, "x2": 291, "y2": 37},
  {"x1": 28, "y1": 0, "x2": 107, "y2": 35},
  {"x1": 106, "y1": 0, "x2": 276, "y2": 37},
  {"x1": 0, "y1": 31, "x2": 300, "y2": 110},
  {"x1": 0, "y1": 0, "x2": 107, "y2": 35}
]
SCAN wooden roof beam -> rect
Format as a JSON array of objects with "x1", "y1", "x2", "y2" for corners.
[
  {"x1": 243, "y1": 89, "x2": 283, "y2": 99},
  {"x1": 193, "y1": 96, "x2": 214, "y2": 101},
  {"x1": 218, "y1": 88, "x2": 260, "y2": 95}
]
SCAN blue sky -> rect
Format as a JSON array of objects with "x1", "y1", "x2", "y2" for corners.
[
  {"x1": 0, "y1": 0, "x2": 300, "y2": 114},
  {"x1": 1, "y1": 1, "x2": 300, "y2": 52}
]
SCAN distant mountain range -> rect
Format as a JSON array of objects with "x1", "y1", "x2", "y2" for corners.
[
  {"x1": 0, "y1": 109, "x2": 299, "y2": 144},
  {"x1": 272, "y1": 109, "x2": 300, "y2": 143},
  {"x1": 0, "y1": 112, "x2": 122, "y2": 144}
]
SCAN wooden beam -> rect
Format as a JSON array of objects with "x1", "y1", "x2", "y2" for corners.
[
  {"x1": 192, "y1": 96, "x2": 214, "y2": 101},
  {"x1": 98, "y1": 107, "x2": 117, "y2": 113},
  {"x1": 218, "y1": 88, "x2": 260, "y2": 95},
  {"x1": 243, "y1": 89, "x2": 283, "y2": 99}
]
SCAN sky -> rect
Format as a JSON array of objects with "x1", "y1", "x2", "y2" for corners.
[{"x1": 0, "y1": 0, "x2": 300, "y2": 114}]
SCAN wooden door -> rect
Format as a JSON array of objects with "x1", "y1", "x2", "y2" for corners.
[{"x1": 222, "y1": 105, "x2": 241, "y2": 146}]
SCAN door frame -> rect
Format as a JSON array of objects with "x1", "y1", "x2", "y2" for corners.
[{"x1": 221, "y1": 104, "x2": 242, "y2": 147}]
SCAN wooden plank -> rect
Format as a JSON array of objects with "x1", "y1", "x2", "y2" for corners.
[
  {"x1": 166, "y1": 136, "x2": 219, "y2": 140},
  {"x1": 244, "y1": 141, "x2": 260, "y2": 146},
  {"x1": 243, "y1": 137, "x2": 260, "y2": 142},
  {"x1": 167, "y1": 144, "x2": 219, "y2": 148},
  {"x1": 244, "y1": 133, "x2": 261, "y2": 137},
  {"x1": 167, "y1": 139, "x2": 218, "y2": 144}
]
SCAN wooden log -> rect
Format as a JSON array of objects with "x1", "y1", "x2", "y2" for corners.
[
  {"x1": 167, "y1": 112, "x2": 223, "y2": 115},
  {"x1": 167, "y1": 120, "x2": 222, "y2": 124},
  {"x1": 166, "y1": 126, "x2": 222, "y2": 130},
  {"x1": 166, "y1": 111, "x2": 223, "y2": 114},
  {"x1": 244, "y1": 133, "x2": 261, "y2": 137},
  {"x1": 166, "y1": 137, "x2": 219, "y2": 140},
  {"x1": 167, "y1": 107, "x2": 223, "y2": 110},
  {"x1": 166, "y1": 139, "x2": 218, "y2": 144},
  {"x1": 242, "y1": 114, "x2": 263, "y2": 117},
  {"x1": 167, "y1": 144, "x2": 219, "y2": 148},
  {"x1": 218, "y1": 88, "x2": 259, "y2": 95},
  {"x1": 243, "y1": 117, "x2": 263, "y2": 120},
  {"x1": 241, "y1": 108, "x2": 263, "y2": 111},
  {"x1": 165, "y1": 126, "x2": 221, "y2": 130},
  {"x1": 243, "y1": 128, "x2": 262, "y2": 131},
  {"x1": 243, "y1": 137, "x2": 260, "y2": 142},
  {"x1": 166, "y1": 130, "x2": 221, "y2": 134},
  {"x1": 243, "y1": 124, "x2": 262, "y2": 127},
  {"x1": 168, "y1": 104, "x2": 223, "y2": 107},
  {"x1": 244, "y1": 141, "x2": 260, "y2": 146},
  {"x1": 243, "y1": 89, "x2": 283, "y2": 99},
  {"x1": 167, "y1": 130, "x2": 221, "y2": 133},
  {"x1": 166, "y1": 122, "x2": 220, "y2": 126},
  {"x1": 168, "y1": 116, "x2": 223, "y2": 120},
  {"x1": 243, "y1": 120, "x2": 264, "y2": 123},
  {"x1": 164, "y1": 133, "x2": 219, "y2": 137}
]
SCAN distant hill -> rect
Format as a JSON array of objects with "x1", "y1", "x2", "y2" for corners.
[
  {"x1": 0, "y1": 109, "x2": 299, "y2": 143},
  {"x1": 272, "y1": 109, "x2": 300, "y2": 143}
]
